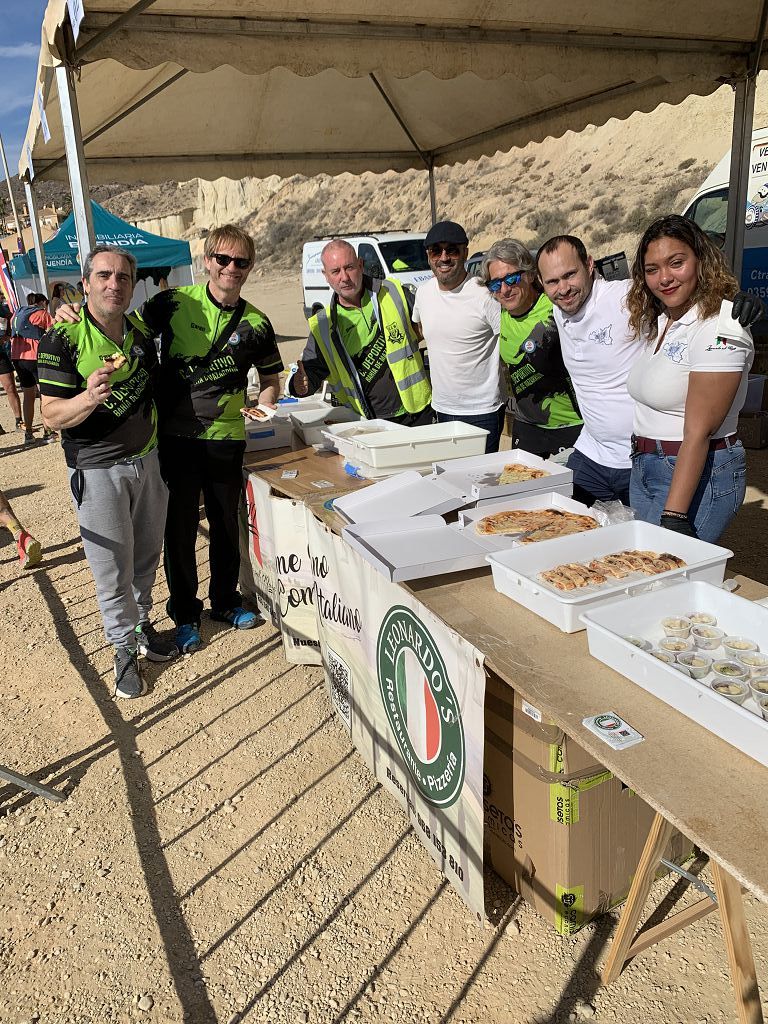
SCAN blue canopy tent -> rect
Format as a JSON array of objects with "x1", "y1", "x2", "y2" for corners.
[{"x1": 10, "y1": 201, "x2": 193, "y2": 308}]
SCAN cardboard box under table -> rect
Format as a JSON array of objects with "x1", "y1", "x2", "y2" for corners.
[{"x1": 483, "y1": 670, "x2": 688, "y2": 934}]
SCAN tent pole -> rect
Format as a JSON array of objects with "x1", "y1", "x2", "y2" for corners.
[
  {"x1": 0, "y1": 133, "x2": 25, "y2": 254},
  {"x1": 23, "y1": 179, "x2": 50, "y2": 298},
  {"x1": 428, "y1": 162, "x2": 437, "y2": 223},
  {"x1": 725, "y1": 75, "x2": 756, "y2": 286},
  {"x1": 55, "y1": 64, "x2": 96, "y2": 268}
]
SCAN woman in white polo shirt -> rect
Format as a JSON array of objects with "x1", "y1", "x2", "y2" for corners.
[{"x1": 626, "y1": 215, "x2": 752, "y2": 543}]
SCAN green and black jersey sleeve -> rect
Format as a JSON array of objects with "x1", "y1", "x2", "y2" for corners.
[
  {"x1": 37, "y1": 310, "x2": 159, "y2": 469},
  {"x1": 135, "y1": 282, "x2": 283, "y2": 441}
]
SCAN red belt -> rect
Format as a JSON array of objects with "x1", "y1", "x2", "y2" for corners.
[{"x1": 631, "y1": 434, "x2": 737, "y2": 456}]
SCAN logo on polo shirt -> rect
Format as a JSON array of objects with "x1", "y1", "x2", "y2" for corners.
[
  {"x1": 705, "y1": 336, "x2": 739, "y2": 352},
  {"x1": 377, "y1": 605, "x2": 465, "y2": 808},
  {"x1": 662, "y1": 339, "x2": 687, "y2": 363},
  {"x1": 588, "y1": 324, "x2": 613, "y2": 346}
]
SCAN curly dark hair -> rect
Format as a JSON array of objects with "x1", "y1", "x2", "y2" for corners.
[{"x1": 626, "y1": 214, "x2": 738, "y2": 340}]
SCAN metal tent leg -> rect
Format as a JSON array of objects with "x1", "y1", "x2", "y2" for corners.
[
  {"x1": 725, "y1": 74, "x2": 756, "y2": 285},
  {"x1": 55, "y1": 63, "x2": 96, "y2": 269},
  {"x1": 0, "y1": 765, "x2": 66, "y2": 803},
  {"x1": 24, "y1": 179, "x2": 50, "y2": 297}
]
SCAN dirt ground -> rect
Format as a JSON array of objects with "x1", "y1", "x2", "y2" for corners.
[{"x1": 0, "y1": 319, "x2": 767, "y2": 1022}]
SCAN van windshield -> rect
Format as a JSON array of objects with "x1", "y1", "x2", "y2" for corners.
[{"x1": 378, "y1": 240, "x2": 431, "y2": 273}]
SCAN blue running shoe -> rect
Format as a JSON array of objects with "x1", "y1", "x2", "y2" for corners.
[
  {"x1": 175, "y1": 622, "x2": 202, "y2": 653},
  {"x1": 210, "y1": 607, "x2": 262, "y2": 630}
]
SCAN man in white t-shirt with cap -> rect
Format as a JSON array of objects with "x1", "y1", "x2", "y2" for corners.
[
  {"x1": 413, "y1": 221, "x2": 504, "y2": 452},
  {"x1": 536, "y1": 234, "x2": 763, "y2": 506}
]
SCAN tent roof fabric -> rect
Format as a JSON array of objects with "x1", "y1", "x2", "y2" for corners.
[
  {"x1": 11, "y1": 200, "x2": 192, "y2": 274},
  {"x1": 19, "y1": 1, "x2": 768, "y2": 184}
]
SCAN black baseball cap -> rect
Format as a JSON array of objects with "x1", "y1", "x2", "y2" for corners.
[{"x1": 424, "y1": 221, "x2": 469, "y2": 248}]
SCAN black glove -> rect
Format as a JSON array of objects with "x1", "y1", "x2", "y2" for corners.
[
  {"x1": 731, "y1": 291, "x2": 766, "y2": 328},
  {"x1": 660, "y1": 513, "x2": 697, "y2": 538}
]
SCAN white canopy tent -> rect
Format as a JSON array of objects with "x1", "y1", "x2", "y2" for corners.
[{"x1": 15, "y1": 1, "x2": 768, "y2": 281}]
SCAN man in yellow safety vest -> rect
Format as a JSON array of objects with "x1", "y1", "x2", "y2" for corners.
[{"x1": 290, "y1": 239, "x2": 433, "y2": 425}]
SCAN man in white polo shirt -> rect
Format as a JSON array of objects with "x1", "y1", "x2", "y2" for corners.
[
  {"x1": 536, "y1": 234, "x2": 762, "y2": 506},
  {"x1": 413, "y1": 221, "x2": 504, "y2": 452}
]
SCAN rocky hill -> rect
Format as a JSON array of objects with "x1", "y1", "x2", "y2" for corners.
[{"x1": 10, "y1": 76, "x2": 768, "y2": 270}]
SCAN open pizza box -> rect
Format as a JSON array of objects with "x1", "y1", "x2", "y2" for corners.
[
  {"x1": 341, "y1": 515, "x2": 489, "y2": 581},
  {"x1": 458, "y1": 491, "x2": 599, "y2": 553},
  {"x1": 333, "y1": 470, "x2": 468, "y2": 524},
  {"x1": 431, "y1": 448, "x2": 573, "y2": 501}
]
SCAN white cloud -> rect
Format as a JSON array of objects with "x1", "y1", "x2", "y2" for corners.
[{"x1": 0, "y1": 42, "x2": 39, "y2": 59}]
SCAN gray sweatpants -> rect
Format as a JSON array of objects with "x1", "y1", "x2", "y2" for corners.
[{"x1": 68, "y1": 447, "x2": 168, "y2": 649}]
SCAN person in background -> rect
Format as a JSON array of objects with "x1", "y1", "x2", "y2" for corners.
[
  {"x1": 290, "y1": 238, "x2": 432, "y2": 425},
  {"x1": 478, "y1": 238, "x2": 582, "y2": 457},
  {"x1": 39, "y1": 246, "x2": 176, "y2": 699},
  {"x1": 626, "y1": 215, "x2": 753, "y2": 542},
  {"x1": 536, "y1": 234, "x2": 763, "y2": 506},
  {"x1": 413, "y1": 221, "x2": 504, "y2": 453},
  {"x1": 11, "y1": 293, "x2": 58, "y2": 445},
  {"x1": 0, "y1": 486, "x2": 42, "y2": 568},
  {"x1": 0, "y1": 299, "x2": 23, "y2": 429},
  {"x1": 49, "y1": 282, "x2": 66, "y2": 317}
]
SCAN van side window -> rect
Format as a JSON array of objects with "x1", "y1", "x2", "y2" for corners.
[
  {"x1": 357, "y1": 243, "x2": 385, "y2": 279},
  {"x1": 687, "y1": 188, "x2": 728, "y2": 243}
]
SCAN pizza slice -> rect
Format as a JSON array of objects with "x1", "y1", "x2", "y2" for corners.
[
  {"x1": 498, "y1": 463, "x2": 549, "y2": 485},
  {"x1": 102, "y1": 353, "x2": 127, "y2": 372}
]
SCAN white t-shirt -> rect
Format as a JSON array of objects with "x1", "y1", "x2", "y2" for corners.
[
  {"x1": 627, "y1": 301, "x2": 753, "y2": 441},
  {"x1": 554, "y1": 277, "x2": 641, "y2": 469},
  {"x1": 413, "y1": 275, "x2": 503, "y2": 415}
]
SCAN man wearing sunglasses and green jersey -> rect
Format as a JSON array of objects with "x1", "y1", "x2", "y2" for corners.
[{"x1": 55, "y1": 225, "x2": 283, "y2": 656}]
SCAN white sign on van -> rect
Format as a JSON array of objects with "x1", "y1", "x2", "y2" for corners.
[{"x1": 751, "y1": 140, "x2": 768, "y2": 177}]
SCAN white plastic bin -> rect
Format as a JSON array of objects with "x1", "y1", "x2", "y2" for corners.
[{"x1": 339, "y1": 421, "x2": 488, "y2": 469}]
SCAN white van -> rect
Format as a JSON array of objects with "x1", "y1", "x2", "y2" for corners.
[
  {"x1": 683, "y1": 126, "x2": 768, "y2": 296},
  {"x1": 302, "y1": 232, "x2": 433, "y2": 318}
]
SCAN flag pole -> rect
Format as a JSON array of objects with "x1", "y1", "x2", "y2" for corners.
[{"x1": 0, "y1": 133, "x2": 25, "y2": 255}]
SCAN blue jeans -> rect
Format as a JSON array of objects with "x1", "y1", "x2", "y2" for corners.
[
  {"x1": 629, "y1": 441, "x2": 746, "y2": 543},
  {"x1": 436, "y1": 406, "x2": 506, "y2": 454},
  {"x1": 567, "y1": 448, "x2": 631, "y2": 506}
]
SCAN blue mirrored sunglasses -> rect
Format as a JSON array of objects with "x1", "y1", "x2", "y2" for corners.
[{"x1": 486, "y1": 271, "x2": 524, "y2": 292}]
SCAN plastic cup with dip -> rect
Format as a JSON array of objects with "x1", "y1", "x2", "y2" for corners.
[
  {"x1": 676, "y1": 652, "x2": 713, "y2": 679},
  {"x1": 710, "y1": 679, "x2": 750, "y2": 705},
  {"x1": 661, "y1": 616, "x2": 691, "y2": 638},
  {"x1": 748, "y1": 676, "x2": 768, "y2": 703},
  {"x1": 736, "y1": 651, "x2": 768, "y2": 677},
  {"x1": 691, "y1": 625, "x2": 725, "y2": 651},
  {"x1": 722, "y1": 636, "x2": 759, "y2": 657},
  {"x1": 758, "y1": 694, "x2": 768, "y2": 722},
  {"x1": 673, "y1": 663, "x2": 692, "y2": 677},
  {"x1": 712, "y1": 660, "x2": 749, "y2": 683},
  {"x1": 687, "y1": 611, "x2": 718, "y2": 627},
  {"x1": 658, "y1": 637, "x2": 694, "y2": 657},
  {"x1": 623, "y1": 635, "x2": 652, "y2": 652},
  {"x1": 650, "y1": 649, "x2": 676, "y2": 665}
]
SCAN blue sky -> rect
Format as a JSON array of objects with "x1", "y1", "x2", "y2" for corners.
[{"x1": 0, "y1": 1, "x2": 51, "y2": 175}]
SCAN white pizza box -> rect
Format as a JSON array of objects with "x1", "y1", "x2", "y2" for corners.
[
  {"x1": 321, "y1": 418, "x2": 403, "y2": 458},
  {"x1": 341, "y1": 515, "x2": 489, "y2": 581},
  {"x1": 333, "y1": 471, "x2": 468, "y2": 524},
  {"x1": 458, "y1": 492, "x2": 599, "y2": 553},
  {"x1": 581, "y1": 580, "x2": 768, "y2": 768},
  {"x1": 487, "y1": 521, "x2": 731, "y2": 633},
  {"x1": 331, "y1": 420, "x2": 488, "y2": 470},
  {"x1": 289, "y1": 405, "x2": 360, "y2": 446},
  {"x1": 431, "y1": 448, "x2": 573, "y2": 501}
]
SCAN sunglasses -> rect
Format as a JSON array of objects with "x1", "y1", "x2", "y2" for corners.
[
  {"x1": 426, "y1": 244, "x2": 462, "y2": 257},
  {"x1": 211, "y1": 252, "x2": 251, "y2": 269},
  {"x1": 486, "y1": 271, "x2": 524, "y2": 292}
]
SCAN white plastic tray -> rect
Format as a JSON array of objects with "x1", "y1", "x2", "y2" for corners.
[
  {"x1": 459, "y1": 491, "x2": 598, "y2": 553},
  {"x1": 290, "y1": 405, "x2": 359, "y2": 446},
  {"x1": 321, "y1": 418, "x2": 404, "y2": 459},
  {"x1": 431, "y1": 448, "x2": 573, "y2": 500},
  {"x1": 245, "y1": 418, "x2": 294, "y2": 450},
  {"x1": 342, "y1": 515, "x2": 489, "y2": 581},
  {"x1": 581, "y1": 580, "x2": 768, "y2": 768},
  {"x1": 487, "y1": 521, "x2": 732, "y2": 633},
  {"x1": 337, "y1": 420, "x2": 488, "y2": 469},
  {"x1": 333, "y1": 471, "x2": 467, "y2": 523}
]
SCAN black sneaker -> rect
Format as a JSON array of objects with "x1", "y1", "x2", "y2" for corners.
[
  {"x1": 113, "y1": 647, "x2": 146, "y2": 699},
  {"x1": 135, "y1": 621, "x2": 180, "y2": 662}
]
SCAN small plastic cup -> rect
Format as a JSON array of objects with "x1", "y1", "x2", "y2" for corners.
[
  {"x1": 711, "y1": 679, "x2": 750, "y2": 705},
  {"x1": 691, "y1": 625, "x2": 725, "y2": 651},
  {"x1": 677, "y1": 652, "x2": 713, "y2": 679},
  {"x1": 623, "y1": 635, "x2": 651, "y2": 652},
  {"x1": 687, "y1": 611, "x2": 718, "y2": 627},
  {"x1": 712, "y1": 660, "x2": 749, "y2": 683},
  {"x1": 673, "y1": 663, "x2": 692, "y2": 677},
  {"x1": 650, "y1": 649, "x2": 676, "y2": 665},
  {"x1": 722, "y1": 636, "x2": 759, "y2": 656},
  {"x1": 736, "y1": 652, "x2": 768, "y2": 677},
  {"x1": 758, "y1": 694, "x2": 768, "y2": 721},
  {"x1": 659, "y1": 637, "x2": 694, "y2": 656},
  {"x1": 748, "y1": 676, "x2": 768, "y2": 703},
  {"x1": 661, "y1": 616, "x2": 691, "y2": 638}
]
